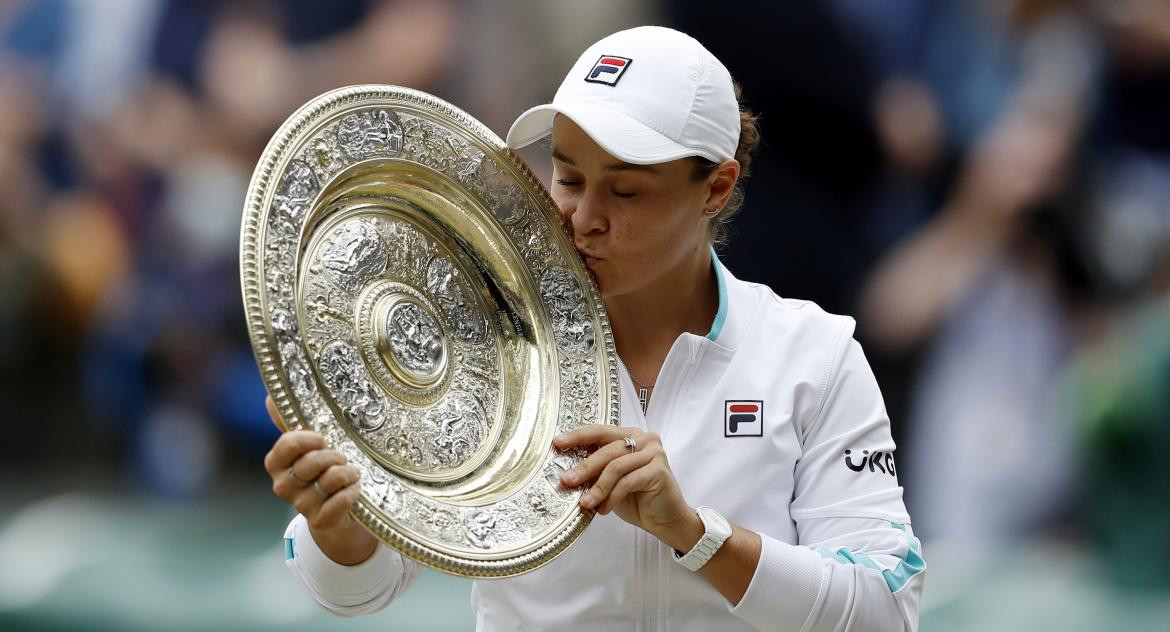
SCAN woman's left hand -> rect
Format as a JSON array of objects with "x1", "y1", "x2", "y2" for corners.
[{"x1": 554, "y1": 425, "x2": 695, "y2": 541}]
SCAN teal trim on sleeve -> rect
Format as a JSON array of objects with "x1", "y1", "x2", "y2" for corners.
[
  {"x1": 706, "y1": 246, "x2": 728, "y2": 341},
  {"x1": 284, "y1": 537, "x2": 296, "y2": 561},
  {"x1": 816, "y1": 523, "x2": 926, "y2": 593}
]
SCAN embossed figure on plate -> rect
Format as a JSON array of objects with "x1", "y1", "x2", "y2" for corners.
[
  {"x1": 462, "y1": 503, "x2": 525, "y2": 550},
  {"x1": 386, "y1": 301, "x2": 445, "y2": 377},
  {"x1": 540, "y1": 266, "x2": 597, "y2": 356},
  {"x1": 321, "y1": 220, "x2": 388, "y2": 293},
  {"x1": 272, "y1": 160, "x2": 318, "y2": 238},
  {"x1": 338, "y1": 110, "x2": 404, "y2": 160},
  {"x1": 318, "y1": 340, "x2": 386, "y2": 430},
  {"x1": 426, "y1": 256, "x2": 487, "y2": 344},
  {"x1": 424, "y1": 391, "x2": 487, "y2": 467}
]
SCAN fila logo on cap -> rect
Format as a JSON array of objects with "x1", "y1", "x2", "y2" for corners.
[
  {"x1": 724, "y1": 401, "x2": 763, "y2": 437},
  {"x1": 585, "y1": 55, "x2": 633, "y2": 86}
]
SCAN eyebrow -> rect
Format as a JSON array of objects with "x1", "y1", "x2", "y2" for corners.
[{"x1": 552, "y1": 148, "x2": 660, "y2": 174}]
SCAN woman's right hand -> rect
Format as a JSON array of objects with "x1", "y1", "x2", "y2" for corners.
[{"x1": 263, "y1": 396, "x2": 378, "y2": 565}]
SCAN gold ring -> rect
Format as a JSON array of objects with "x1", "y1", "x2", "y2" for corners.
[{"x1": 288, "y1": 467, "x2": 309, "y2": 485}]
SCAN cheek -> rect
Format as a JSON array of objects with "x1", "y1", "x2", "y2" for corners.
[
  {"x1": 549, "y1": 190, "x2": 574, "y2": 222},
  {"x1": 611, "y1": 205, "x2": 684, "y2": 251}
]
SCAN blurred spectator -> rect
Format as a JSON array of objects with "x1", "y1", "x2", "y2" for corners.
[
  {"x1": 0, "y1": 0, "x2": 659, "y2": 500},
  {"x1": 0, "y1": 0, "x2": 468, "y2": 497},
  {"x1": 859, "y1": 0, "x2": 1103, "y2": 552},
  {"x1": 855, "y1": 0, "x2": 1170, "y2": 592},
  {"x1": 1067, "y1": 281, "x2": 1170, "y2": 591},
  {"x1": 665, "y1": 0, "x2": 900, "y2": 318},
  {"x1": 1064, "y1": 0, "x2": 1170, "y2": 591}
]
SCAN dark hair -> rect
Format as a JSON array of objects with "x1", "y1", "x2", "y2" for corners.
[{"x1": 691, "y1": 82, "x2": 761, "y2": 247}]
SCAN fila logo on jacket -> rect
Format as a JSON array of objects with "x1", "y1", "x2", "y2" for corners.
[{"x1": 724, "y1": 400, "x2": 763, "y2": 437}]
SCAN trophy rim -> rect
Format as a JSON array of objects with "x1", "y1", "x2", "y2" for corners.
[{"x1": 239, "y1": 84, "x2": 620, "y2": 578}]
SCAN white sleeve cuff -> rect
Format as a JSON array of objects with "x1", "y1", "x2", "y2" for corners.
[
  {"x1": 284, "y1": 514, "x2": 407, "y2": 611},
  {"x1": 727, "y1": 533, "x2": 828, "y2": 632}
]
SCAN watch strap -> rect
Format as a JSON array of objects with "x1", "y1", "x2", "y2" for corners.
[{"x1": 673, "y1": 506, "x2": 731, "y2": 572}]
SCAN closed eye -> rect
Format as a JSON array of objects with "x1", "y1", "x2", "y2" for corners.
[
  {"x1": 612, "y1": 190, "x2": 636, "y2": 199},
  {"x1": 555, "y1": 178, "x2": 581, "y2": 187}
]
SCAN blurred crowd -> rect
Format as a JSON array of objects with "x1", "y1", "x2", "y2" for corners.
[{"x1": 1, "y1": 0, "x2": 1167, "y2": 595}]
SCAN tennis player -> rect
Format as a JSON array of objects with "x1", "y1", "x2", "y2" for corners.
[{"x1": 264, "y1": 25, "x2": 924, "y2": 631}]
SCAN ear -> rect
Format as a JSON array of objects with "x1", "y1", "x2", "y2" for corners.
[{"x1": 703, "y1": 159, "x2": 740, "y2": 215}]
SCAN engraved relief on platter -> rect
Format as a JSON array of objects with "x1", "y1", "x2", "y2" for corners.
[
  {"x1": 269, "y1": 307, "x2": 317, "y2": 406},
  {"x1": 401, "y1": 116, "x2": 483, "y2": 177},
  {"x1": 386, "y1": 301, "x2": 444, "y2": 377},
  {"x1": 557, "y1": 356, "x2": 600, "y2": 433},
  {"x1": 426, "y1": 256, "x2": 487, "y2": 345},
  {"x1": 301, "y1": 277, "x2": 355, "y2": 351},
  {"x1": 336, "y1": 430, "x2": 584, "y2": 552},
  {"x1": 539, "y1": 266, "x2": 597, "y2": 357},
  {"x1": 287, "y1": 107, "x2": 479, "y2": 198},
  {"x1": 386, "y1": 482, "x2": 575, "y2": 552},
  {"x1": 337, "y1": 109, "x2": 404, "y2": 161},
  {"x1": 295, "y1": 215, "x2": 503, "y2": 478},
  {"x1": 317, "y1": 340, "x2": 386, "y2": 431},
  {"x1": 267, "y1": 106, "x2": 558, "y2": 296},
  {"x1": 320, "y1": 219, "x2": 388, "y2": 292},
  {"x1": 457, "y1": 146, "x2": 528, "y2": 227}
]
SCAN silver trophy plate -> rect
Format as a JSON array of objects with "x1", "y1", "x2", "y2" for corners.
[{"x1": 240, "y1": 85, "x2": 619, "y2": 577}]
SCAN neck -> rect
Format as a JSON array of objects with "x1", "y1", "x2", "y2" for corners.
[{"x1": 605, "y1": 244, "x2": 719, "y2": 369}]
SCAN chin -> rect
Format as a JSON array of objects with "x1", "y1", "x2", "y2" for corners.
[
  {"x1": 592, "y1": 274, "x2": 632, "y2": 301},
  {"x1": 586, "y1": 270, "x2": 614, "y2": 298}
]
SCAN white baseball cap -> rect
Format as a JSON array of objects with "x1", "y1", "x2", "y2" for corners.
[{"x1": 506, "y1": 26, "x2": 740, "y2": 165}]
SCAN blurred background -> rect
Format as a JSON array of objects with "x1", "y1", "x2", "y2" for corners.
[{"x1": 1, "y1": 0, "x2": 1168, "y2": 630}]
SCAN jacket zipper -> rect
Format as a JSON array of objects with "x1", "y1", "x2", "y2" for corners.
[{"x1": 623, "y1": 335, "x2": 704, "y2": 631}]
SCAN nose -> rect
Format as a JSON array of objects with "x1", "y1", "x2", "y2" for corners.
[{"x1": 561, "y1": 186, "x2": 607, "y2": 237}]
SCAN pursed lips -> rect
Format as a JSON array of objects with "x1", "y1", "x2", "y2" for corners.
[{"x1": 576, "y1": 246, "x2": 603, "y2": 267}]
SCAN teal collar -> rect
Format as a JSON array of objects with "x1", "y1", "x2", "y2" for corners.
[{"x1": 705, "y1": 246, "x2": 728, "y2": 341}]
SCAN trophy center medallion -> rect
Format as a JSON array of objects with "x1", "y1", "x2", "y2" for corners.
[{"x1": 376, "y1": 294, "x2": 447, "y2": 388}]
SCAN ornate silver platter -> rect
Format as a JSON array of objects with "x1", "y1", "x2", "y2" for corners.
[{"x1": 240, "y1": 85, "x2": 619, "y2": 577}]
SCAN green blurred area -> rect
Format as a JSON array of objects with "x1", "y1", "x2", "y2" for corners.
[
  {"x1": 2, "y1": 481, "x2": 1170, "y2": 632},
  {"x1": 0, "y1": 480, "x2": 475, "y2": 632}
]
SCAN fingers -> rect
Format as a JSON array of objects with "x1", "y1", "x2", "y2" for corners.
[
  {"x1": 582, "y1": 449, "x2": 654, "y2": 511},
  {"x1": 595, "y1": 461, "x2": 659, "y2": 515},
  {"x1": 265, "y1": 395, "x2": 287, "y2": 432},
  {"x1": 264, "y1": 431, "x2": 327, "y2": 475},
  {"x1": 311, "y1": 480, "x2": 363, "y2": 531},
  {"x1": 553, "y1": 424, "x2": 636, "y2": 451},
  {"x1": 560, "y1": 433, "x2": 650, "y2": 487},
  {"x1": 271, "y1": 448, "x2": 347, "y2": 499},
  {"x1": 291, "y1": 464, "x2": 362, "y2": 530},
  {"x1": 315, "y1": 461, "x2": 361, "y2": 496},
  {"x1": 292, "y1": 449, "x2": 348, "y2": 483},
  {"x1": 261, "y1": 398, "x2": 364, "y2": 534}
]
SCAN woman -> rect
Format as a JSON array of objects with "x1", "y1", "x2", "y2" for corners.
[{"x1": 264, "y1": 26, "x2": 924, "y2": 631}]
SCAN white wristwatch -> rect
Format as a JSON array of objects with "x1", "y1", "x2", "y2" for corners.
[{"x1": 673, "y1": 506, "x2": 732, "y2": 571}]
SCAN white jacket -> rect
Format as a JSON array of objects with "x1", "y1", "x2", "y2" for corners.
[{"x1": 283, "y1": 255, "x2": 925, "y2": 631}]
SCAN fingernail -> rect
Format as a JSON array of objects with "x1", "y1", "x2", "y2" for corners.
[
  {"x1": 561, "y1": 467, "x2": 580, "y2": 483},
  {"x1": 554, "y1": 433, "x2": 568, "y2": 444},
  {"x1": 580, "y1": 492, "x2": 595, "y2": 508}
]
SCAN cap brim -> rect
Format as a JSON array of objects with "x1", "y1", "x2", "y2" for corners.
[{"x1": 506, "y1": 101, "x2": 715, "y2": 165}]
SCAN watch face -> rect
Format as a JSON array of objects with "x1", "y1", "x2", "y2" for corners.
[
  {"x1": 674, "y1": 507, "x2": 732, "y2": 571},
  {"x1": 698, "y1": 506, "x2": 732, "y2": 536}
]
